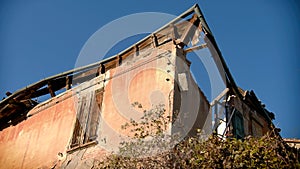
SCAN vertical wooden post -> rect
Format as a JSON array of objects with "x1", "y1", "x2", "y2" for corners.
[
  {"x1": 117, "y1": 55, "x2": 122, "y2": 66},
  {"x1": 134, "y1": 45, "x2": 139, "y2": 57},
  {"x1": 47, "y1": 81, "x2": 56, "y2": 97},
  {"x1": 100, "y1": 64, "x2": 105, "y2": 74},
  {"x1": 170, "y1": 24, "x2": 179, "y2": 41},
  {"x1": 66, "y1": 76, "x2": 71, "y2": 90},
  {"x1": 152, "y1": 34, "x2": 158, "y2": 48}
]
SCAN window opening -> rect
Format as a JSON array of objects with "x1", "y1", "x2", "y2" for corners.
[
  {"x1": 69, "y1": 88, "x2": 104, "y2": 150},
  {"x1": 233, "y1": 110, "x2": 244, "y2": 139}
]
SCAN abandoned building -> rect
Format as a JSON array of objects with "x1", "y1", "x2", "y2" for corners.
[{"x1": 0, "y1": 4, "x2": 277, "y2": 169}]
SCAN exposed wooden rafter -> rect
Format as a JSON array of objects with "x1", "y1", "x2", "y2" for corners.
[{"x1": 0, "y1": 4, "x2": 247, "y2": 132}]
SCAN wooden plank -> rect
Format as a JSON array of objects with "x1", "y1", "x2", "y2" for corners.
[
  {"x1": 210, "y1": 88, "x2": 229, "y2": 105},
  {"x1": 66, "y1": 76, "x2": 71, "y2": 90},
  {"x1": 184, "y1": 43, "x2": 207, "y2": 53},
  {"x1": 152, "y1": 34, "x2": 158, "y2": 48},
  {"x1": 179, "y1": 14, "x2": 199, "y2": 47},
  {"x1": 134, "y1": 45, "x2": 139, "y2": 56},
  {"x1": 87, "y1": 89, "x2": 103, "y2": 141},
  {"x1": 117, "y1": 55, "x2": 122, "y2": 66},
  {"x1": 47, "y1": 82, "x2": 56, "y2": 97},
  {"x1": 170, "y1": 24, "x2": 179, "y2": 40}
]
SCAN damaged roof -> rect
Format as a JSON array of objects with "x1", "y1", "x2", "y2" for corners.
[
  {"x1": 0, "y1": 4, "x2": 209, "y2": 129},
  {"x1": 0, "y1": 4, "x2": 275, "y2": 131}
]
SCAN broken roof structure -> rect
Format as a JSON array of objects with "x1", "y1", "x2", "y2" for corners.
[
  {"x1": 0, "y1": 4, "x2": 274, "y2": 132},
  {"x1": 0, "y1": 4, "x2": 281, "y2": 168}
]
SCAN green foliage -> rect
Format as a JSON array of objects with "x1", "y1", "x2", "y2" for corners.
[
  {"x1": 117, "y1": 104, "x2": 178, "y2": 158},
  {"x1": 97, "y1": 104, "x2": 300, "y2": 168}
]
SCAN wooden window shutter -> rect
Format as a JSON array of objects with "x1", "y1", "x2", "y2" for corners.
[
  {"x1": 70, "y1": 96, "x2": 87, "y2": 148},
  {"x1": 233, "y1": 110, "x2": 244, "y2": 139},
  {"x1": 85, "y1": 89, "x2": 104, "y2": 142},
  {"x1": 69, "y1": 88, "x2": 104, "y2": 150}
]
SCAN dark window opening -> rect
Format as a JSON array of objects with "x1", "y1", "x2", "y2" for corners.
[{"x1": 233, "y1": 110, "x2": 244, "y2": 139}]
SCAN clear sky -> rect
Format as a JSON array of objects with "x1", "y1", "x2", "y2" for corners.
[{"x1": 0, "y1": 0, "x2": 299, "y2": 138}]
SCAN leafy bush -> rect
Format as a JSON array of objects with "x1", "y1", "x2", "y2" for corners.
[{"x1": 97, "y1": 104, "x2": 300, "y2": 168}]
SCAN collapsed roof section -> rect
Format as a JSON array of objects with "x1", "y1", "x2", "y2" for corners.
[{"x1": 0, "y1": 4, "x2": 273, "y2": 130}]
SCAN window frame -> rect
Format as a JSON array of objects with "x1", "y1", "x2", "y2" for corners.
[
  {"x1": 67, "y1": 88, "x2": 104, "y2": 152},
  {"x1": 232, "y1": 110, "x2": 245, "y2": 139}
]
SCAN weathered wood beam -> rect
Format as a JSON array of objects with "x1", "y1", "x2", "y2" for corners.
[
  {"x1": 73, "y1": 73, "x2": 101, "y2": 85},
  {"x1": 47, "y1": 82, "x2": 56, "y2": 97},
  {"x1": 177, "y1": 14, "x2": 199, "y2": 47},
  {"x1": 170, "y1": 23, "x2": 179, "y2": 41},
  {"x1": 117, "y1": 55, "x2": 122, "y2": 66},
  {"x1": 66, "y1": 76, "x2": 71, "y2": 90},
  {"x1": 184, "y1": 43, "x2": 207, "y2": 53},
  {"x1": 134, "y1": 45, "x2": 139, "y2": 56},
  {"x1": 100, "y1": 63, "x2": 105, "y2": 74},
  {"x1": 151, "y1": 34, "x2": 158, "y2": 48}
]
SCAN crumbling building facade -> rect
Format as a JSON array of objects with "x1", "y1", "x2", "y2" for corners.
[{"x1": 0, "y1": 4, "x2": 276, "y2": 169}]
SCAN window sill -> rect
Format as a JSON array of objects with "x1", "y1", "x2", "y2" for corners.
[{"x1": 67, "y1": 140, "x2": 98, "y2": 153}]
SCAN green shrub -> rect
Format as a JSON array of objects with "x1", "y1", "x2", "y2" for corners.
[{"x1": 97, "y1": 104, "x2": 300, "y2": 168}]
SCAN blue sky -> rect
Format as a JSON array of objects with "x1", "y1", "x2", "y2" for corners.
[{"x1": 0, "y1": 0, "x2": 299, "y2": 138}]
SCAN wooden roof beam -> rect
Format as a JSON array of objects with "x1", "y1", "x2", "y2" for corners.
[
  {"x1": 47, "y1": 82, "x2": 56, "y2": 97},
  {"x1": 176, "y1": 14, "x2": 199, "y2": 48}
]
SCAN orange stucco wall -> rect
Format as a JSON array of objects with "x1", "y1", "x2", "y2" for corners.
[
  {"x1": 98, "y1": 45, "x2": 176, "y2": 151},
  {"x1": 0, "y1": 42, "x2": 210, "y2": 168},
  {"x1": 0, "y1": 92, "x2": 76, "y2": 169},
  {"x1": 0, "y1": 43, "x2": 177, "y2": 168}
]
